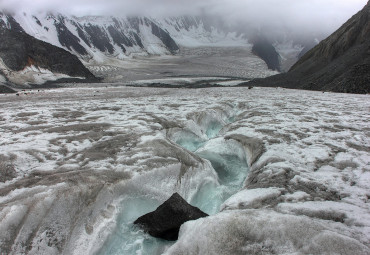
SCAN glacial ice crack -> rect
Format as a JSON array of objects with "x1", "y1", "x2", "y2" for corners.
[
  {"x1": 98, "y1": 104, "x2": 261, "y2": 254},
  {"x1": 167, "y1": 106, "x2": 259, "y2": 215}
]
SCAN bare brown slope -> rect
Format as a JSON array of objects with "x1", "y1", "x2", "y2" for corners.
[{"x1": 246, "y1": 1, "x2": 370, "y2": 94}]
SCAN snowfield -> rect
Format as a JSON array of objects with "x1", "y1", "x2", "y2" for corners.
[{"x1": 0, "y1": 86, "x2": 369, "y2": 254}]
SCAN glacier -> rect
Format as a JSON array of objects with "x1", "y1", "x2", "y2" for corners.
[
  {"x1": 0, "y1": 86, "x2": 369, "y2": 254},
  {"x1": 0, "y1": 11, "x2": 303, "y2": 83}
]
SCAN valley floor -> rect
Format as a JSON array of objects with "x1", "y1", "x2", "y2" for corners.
[
  {"x1": 0, "y1": 86, "x2": 369, "y2": 254},
  {"x1": 86, "y1": 46, "x2": 278, "y2": 83}
]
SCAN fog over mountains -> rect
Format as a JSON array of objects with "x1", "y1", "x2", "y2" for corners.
[
  {"x1": 0, "y1": 0, "x2": 367, "y2": 90},
  {"x1": 1, "y1": 0, "x2": 367, "y2": 63},
  {"x1": 248, "y1": 0, "x2": 370, "y2": 94},
  {"x1": 2, "y1": 0, "x2": 366, "y2": 29},
  {"x1": 0, "y1": 8, "x2": 349, "y2": 72}
]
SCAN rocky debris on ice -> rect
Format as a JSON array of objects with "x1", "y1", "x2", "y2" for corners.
[{"x1": 134, "y1": 193, "x2": 208, "y2": 241}]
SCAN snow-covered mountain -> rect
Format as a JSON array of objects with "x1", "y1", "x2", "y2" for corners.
[
  {"x1": 0, "y1": 9, "x2": 327, "y2": 88},
  {"x1": 7, "y1": 13, "x2": 180, "y2": 63},
  {"x1": 0, "y1": 13, "x2": 97, "y2": 86},
  {"x1": 8, "y1": 13, "x2": 246, "y2": 63},
  {"x1": 2, "y1": 11, "x2": 315, "y2": 71},
  {"x1": 158, "y1": 16, "x2": 245, "y2": 47}
]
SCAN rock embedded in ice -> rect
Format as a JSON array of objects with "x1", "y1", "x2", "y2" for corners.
[{"x1": 134, "y1": 193, "x2": 208, "y2": 241}]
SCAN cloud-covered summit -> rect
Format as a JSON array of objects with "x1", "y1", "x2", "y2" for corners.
[{"x1": 0, "y1": 0, "x2": 367, "y2": 43}]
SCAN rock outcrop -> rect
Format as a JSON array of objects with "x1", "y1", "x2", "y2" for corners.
[
  {"x1": 247, "y1": 1, "x2": 370, "y2": 94},
  {"x1": 252, "y1": 37, "x2": 281, "y2": 71},
  {"x1": 0, "y1": 14, "x2": 97, "y2": 85},
  {"x1": 0, "y1": 85, "x2": 15, "y2": 93},
  {"x1": 134, "y1": 193, "x2": 208, "y2": 241}
]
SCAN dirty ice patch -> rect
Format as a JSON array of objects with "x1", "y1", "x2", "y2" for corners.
[
  {"x1": 166, "y1": 209, "x2": 370, "y2": 255},
  {"x1": 220, "y1": 187, "x2": 284, "y2": 211},
  {"x1": 277, "y1": 201, "x2": 370, "y2": 235}
]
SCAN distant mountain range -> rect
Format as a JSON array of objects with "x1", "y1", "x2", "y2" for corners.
[
  {"x1": 3, "y1": 7, "x2": 365, "y2": 94},
  {"x1": 1, "y1": 12, "x2": 318, "y2": 67},
  {"x1": 0, "y1": 12, "x2": 284, "y2": 89},
  {"x1": 248, "y1": 0, "x2": 370, "y2": 94},
  {"x1": 3, "y1": 13, "x2": 234, "y2": 63}
]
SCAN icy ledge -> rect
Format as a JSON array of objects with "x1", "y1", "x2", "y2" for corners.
[{"x1": 165, "y1": 209, "x2": 369, "y2": 254}]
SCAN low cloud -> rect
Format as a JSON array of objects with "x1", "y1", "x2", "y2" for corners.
[{"x1": 0, "y1": 0, "x2": 367, "y2": 38}]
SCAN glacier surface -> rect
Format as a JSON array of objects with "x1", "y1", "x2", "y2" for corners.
[{"x1": 0, "y1": 86, "x2": 369, "y2": 254}]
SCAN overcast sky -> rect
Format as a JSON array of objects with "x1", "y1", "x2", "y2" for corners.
[{"x1": 0, "y1": 0, "x2": 367, "y2": 36}]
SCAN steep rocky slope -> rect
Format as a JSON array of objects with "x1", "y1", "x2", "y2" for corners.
[
  {"x1": 251, "y1": 37, "x2": 281, "y2": 71},
  {"x1": 247, "y1": 1, "x2": 370, "y2": 94},
  {"x1": 8, "y1": 13, "x2": 181, "y2": 62},
  {"x1": 0, "y1": 85, "x2": 15, "y2": 93},
  {"x1": 0, "y1": 14, "x2": 97, "y2": 87}
]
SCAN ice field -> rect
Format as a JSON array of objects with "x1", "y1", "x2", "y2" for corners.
[{"x1": 0, "y1": 86, "x2": 369, "y2": 254}]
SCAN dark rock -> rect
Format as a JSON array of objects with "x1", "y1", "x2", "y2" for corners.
[
  {"x1": 297, "y1": 41, "x2": 318, "y2": 59},
  {"x1": 32, "y1": 16, "x2": 42, "y2": 27},
  {"x1": 83, "y1": 24, "x2": 114, "y2": 54},
  {"x1": 0, "y1": 85, "x2": 16, "y2": 94},
  {"x1": 132, "y1": 32, "x2": 144, "y2": 48},
  {"x1": 127, "y1": 17, "x2": 141, "y2": 33},
  {"x1": 72, "y1": 22, "x2": 91, "y2": 47},
  {"x1": 54, "y1": 15, "x2": 88, "y2": 55},
  {"x1": 107, "y1": 25, "x2": 133, "y2": 51},
  {"x1": 252, "y1": 37, "x2": 281, "y2": 71},
  {"x1": 149, "y1": 19, "x2": 179, "y2": 54},
  {"x1": 3, "y1": 14, "x2": 24, "y2": 33},
  {"x1": 134, "y1": 193, "x2": 208, "y2": 241},
  {"x1": 247, "y1": 1, "x2": 370, "y2": 94}
]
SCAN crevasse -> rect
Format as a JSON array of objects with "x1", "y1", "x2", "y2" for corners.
[{"x1": 98, "y1": 104, "x2": 251, "y2": 255}]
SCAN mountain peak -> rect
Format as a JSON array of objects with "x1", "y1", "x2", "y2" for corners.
[{"x1": 0, "y1": 16, "x2": 97, "y2": 86}]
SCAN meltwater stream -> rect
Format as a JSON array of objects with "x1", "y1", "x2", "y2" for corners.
[
  {"x1": 176, "y1": 135, "x2": 249, "y2": 215},
  {"x1": 98, "y1": 112, "x2": 249, "y2": 255}
]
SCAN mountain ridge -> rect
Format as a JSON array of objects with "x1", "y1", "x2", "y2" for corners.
[
  {"x1": 4, "y1": 12, "x2": 317, "y2": 69},
  {"x1": 247, "y1": 1, "x2": 370, "y2": 94},
  {"x1": 0, "y1": 13, "x2": 98, "y2": 88},
  {"x1": 9, "y1": 13, "x2": 183, "y2": 62}
]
